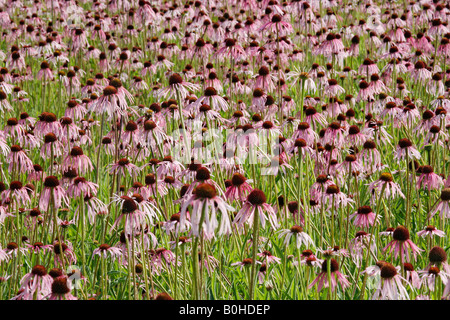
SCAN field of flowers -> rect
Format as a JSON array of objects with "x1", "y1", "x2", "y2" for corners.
[{"x1": 0, "y1": 0, "x2": 450, "y2": 301}]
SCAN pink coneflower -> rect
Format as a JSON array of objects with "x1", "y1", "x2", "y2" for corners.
[
  {"x1": 288, "y1": 138, "x2": 313, "y2": 159},
  {"x1": 4, "y1": 242, "x2": 28, "y2": 258},
  {"x1": 62, "y1": 146, "x2": 94, "y2": 175},
  {"x1": 299, "y1": 249, "x2": 323, "y2": 268},
  {"x1": 395, "y1": 138, "x2": 421, "y2": 160},
  {"x1": 7, "y1": 145, "x2": 33, "y2": 174},
  {"x1": 323, "y1": 79, "x2": 345, "y2": 97},
  {"x1": 88, "y1": 85, "x2": 126, "y2": 120},
  {"x1": 64, "y1": 99, "x2": 86, "y2": 120},
  {"x1": 348, "y1": 231, "x2": 377, "y2": 267},
  {"x1": 321, "y1": 184, "x2": 353, "y2": 210},
  {"x1": 231, "y1": 258, "x2": 259, "y2": 271},
  {"x1": 430, "y1": 188, "x2": 450, "y2": 219},
  {"x1": 70, "y1": 28, "x2": 89, "y2": 52},
  {"x1": 66, "y1": 177, "x2": 98, "y2": 198},
  {"x1": 155, "y1": 155, "x2": 185, "y2": 177},
  {"x1": 368, "y1": 172, "x2": 405, "y2": 199},
  {"x1": 150, "y1": 248, "x2": 178, "y2": 273},
  {"x1": 215, "y1": 38, "x2": 247, "y2": 61},
  {"x1": 157, "y1": 73, "x2": 200, "y2": 100},
  {"x1": 191, "y1": 87, "x2": 229, "y2": 112},
  {"x1": 1, "y1": 181, "x2": 31, "y2": 207},
  {"x1": 427, "y1": 73, "x2": 445, "y2": 96},
  {"x1": 0, "y1": 90, "x2": 12, "y2": 112},
  {"x1": 224, "y1": 172, "x2": 253, "y2": 203},
  {"x1": 309, "y1": 175, "x2": 334, "y2": 201},
  {"x1": 39, "y1": 176, "x2": 69, "y2": 212},
  {"x1": 257, "y1": 250, "x2": 281, "y2": 265},
  {"x1": 336, "y1": 154, "x2": 363, "y2": 176},
  {"x1": 112, "y1": 196, "x2": 150, "y2": 236},
  {"x1": 4, "y1": 117, "x2": 25, "y2": 139},
  {"x1": 253, "y1": 66, "x2": 276, "y2": 92},
  {"x1": 359, "y1": 140, "x2": 382, "y2": 172},
  {"x1": 41, "y1": 133, "x2": 63, "y2": 159},
  {"x1": 418, "y1": 266, "x2": 449, "y2": 292},
  {"x1": 92, "y1": 243, "x2": 122, "y2": 261},
  {"x1": 359, "y1": 58, "x2": 379, "y2": 76},
  {"x1": 371, "y1": 262, "x2": 409, "y2": 300},
  {"x1": 163, "y1": 213, "x2": 191, "y2": 236},
  {"x1": 25, "y1": 242, "x2": 52, "y2": 254},
  {"x1": 345, "y1": 125, "x2": 366, "y2": 147},
  {"x1": 383, "y1": 226, "x2": 423, "y2": 262},
  {"x1": 403, "y1": 263, "x2": 421, "y2": 289},
  {"x1": 356, "y1": 80, "x2": 375, "y2": 102},
  {"x1": 37, "y1": 61, "x2": 53, "y2": 82},
  {"x1": 322, "y1": 121, "x2": 345, "y2": 147},
  {"x1": 278, "y1": 225, "x2": 314, "y2": 249},
  {"x1": 417, "y1": 225, "x2": 446, "y2": 238},
  {"x1": 303, "y1": 106, "x2": 327, "y2": 128},
  {"x1": 427, "y1": 246, "x2": 450, "y2": 274},
  {"x1": 109, "y1": 158, "x2": 140, "y2": 177},
  {"x1": 34, "y1": 112, "x2": 64, "y2": 138},
  {"x1": 292, "y1": 122, "x2": 318, "y2": 146},
  {"x1": 52, "y1": 241, "x2": 77, "y2": 266},
  {"x1": 428, "y1": 18, "x2": 449, "y2": 37},
  {"x1": 180, "y1": 183, "x2": 234, "y2": 237},
  {"x1": 6, "y1": 51, "x2": 26, "y2": 70},
  {"x1": 308, "y1": 258, "x2": 350, "y2": 292},
  {"x1": 169, "y1": 236, "x2": 191, "y2": 250},
  {"x1": 47, "y1": 276, "x2": 77, "y2": 300},
  {"x1": 283, "y1": 200, "x2": 303, "y2": 224},
  {"x1": 197, "y1": 251, "x2": 220, "y2": 276},
  {"x1": 416, "y1": 165, "x2": 444, "y2": 191},
  {"x1": 233, "y1": 189, "x2": 278, "y2": 230},
  {"x1": 259, "y1": 14, "x2": 293, "y2": 36},
  {"x1": 18, "y1": 265, "x2": 53, "y2": 300},
  {"x1": 411, "y1": 61, "x2": 432, "y2": 82},
  {"x1": 349, "y1": 206, "x2": 379, "y2": 229}
]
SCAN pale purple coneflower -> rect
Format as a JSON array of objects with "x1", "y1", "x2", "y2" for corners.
[
  {"x1": 323, "y1": 79, "x2": 345, "y2": 97},
  {"x1": 308, "y1": 258, "x2": 350, "y2": 292},
  {"x1": 157, "y1": 73, "x2": 200, "y2": 101},
  {"x1": 1, "y1": 181, "x2": 31, "y2": 207},
  {"x1": 7, "y1": 145, "x2": 33, "y2": 174},
  {"x1": 233, "y1": 189, "x2": 279, "y2": 230},
  {"x1": 416, "y1": 165, "x2": 444, "y2": 191},
  {"x1": 417, "y1": 225, "x2": 446, "y2": 238},
  {"x1": 180, "y1": 183, "x2": 234, "y2": 237},
  {"x1": 150, "y1": 248, "x2": 179, "y2": 273},
  {"x1": 18, "y1": 265, "x2": 53, "y2": 300},
  {"x1": 52, "y1": 241, "x2": 77, "y2": 266},
  {"x1": 231, "y1": 258, "x2": 260, "y2": 271},
  {"x1": 371, "y1": 262, "x2": 409, "y2": 300},
  {"x1": 224, "y1": 172, "x2": 254, "y2": 203},
  {"x1": 257, "y1": 250, "x2": 281, "y2": 265},
  {"x1": 25, "y1": 242, "x2": 52, "y2": 254},
  {"x1": 215, "y1": 38, "x2": 247, "y2": 61},
  {"x1": 109, "y1": 157, "x2": 140, "y2": 177},
  {"x1": 418, "y1": 266, "x2": 449, "y2": 292},
  {"x1": 383, "y1": 226, "x2": 424, "y2": 262},
  {"x1": 39, "y1": 176, "x2": 69, "y2": 212},
  {"x1": 348, "y1": 206, "x2": 380, "y2": 229},
  {"x1": 430, "y1": 188, "x2": 450, "y2": 219},
  {"x1": 112, "y1": 195, "x2": 151, "y2": 236},
  {"x1": 348, "y1": 231, "x2": 377, "y2": 268},
  {"x1": 47, "y1": 276, "x2": 77, "y2": 300},
  {"x1": 277, "y1": 225, "x2": 314, "y2": 249},
  {"x1": 368, "y1": 172, "x2": 405, "y2": 199},
  {"x1": 92, "y1": 243, "x2": 122, "y2": 261}
]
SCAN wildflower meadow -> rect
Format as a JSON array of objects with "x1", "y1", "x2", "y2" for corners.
[{"x1": 0, "y1": 0, "x2": 450, "y2": 302}]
